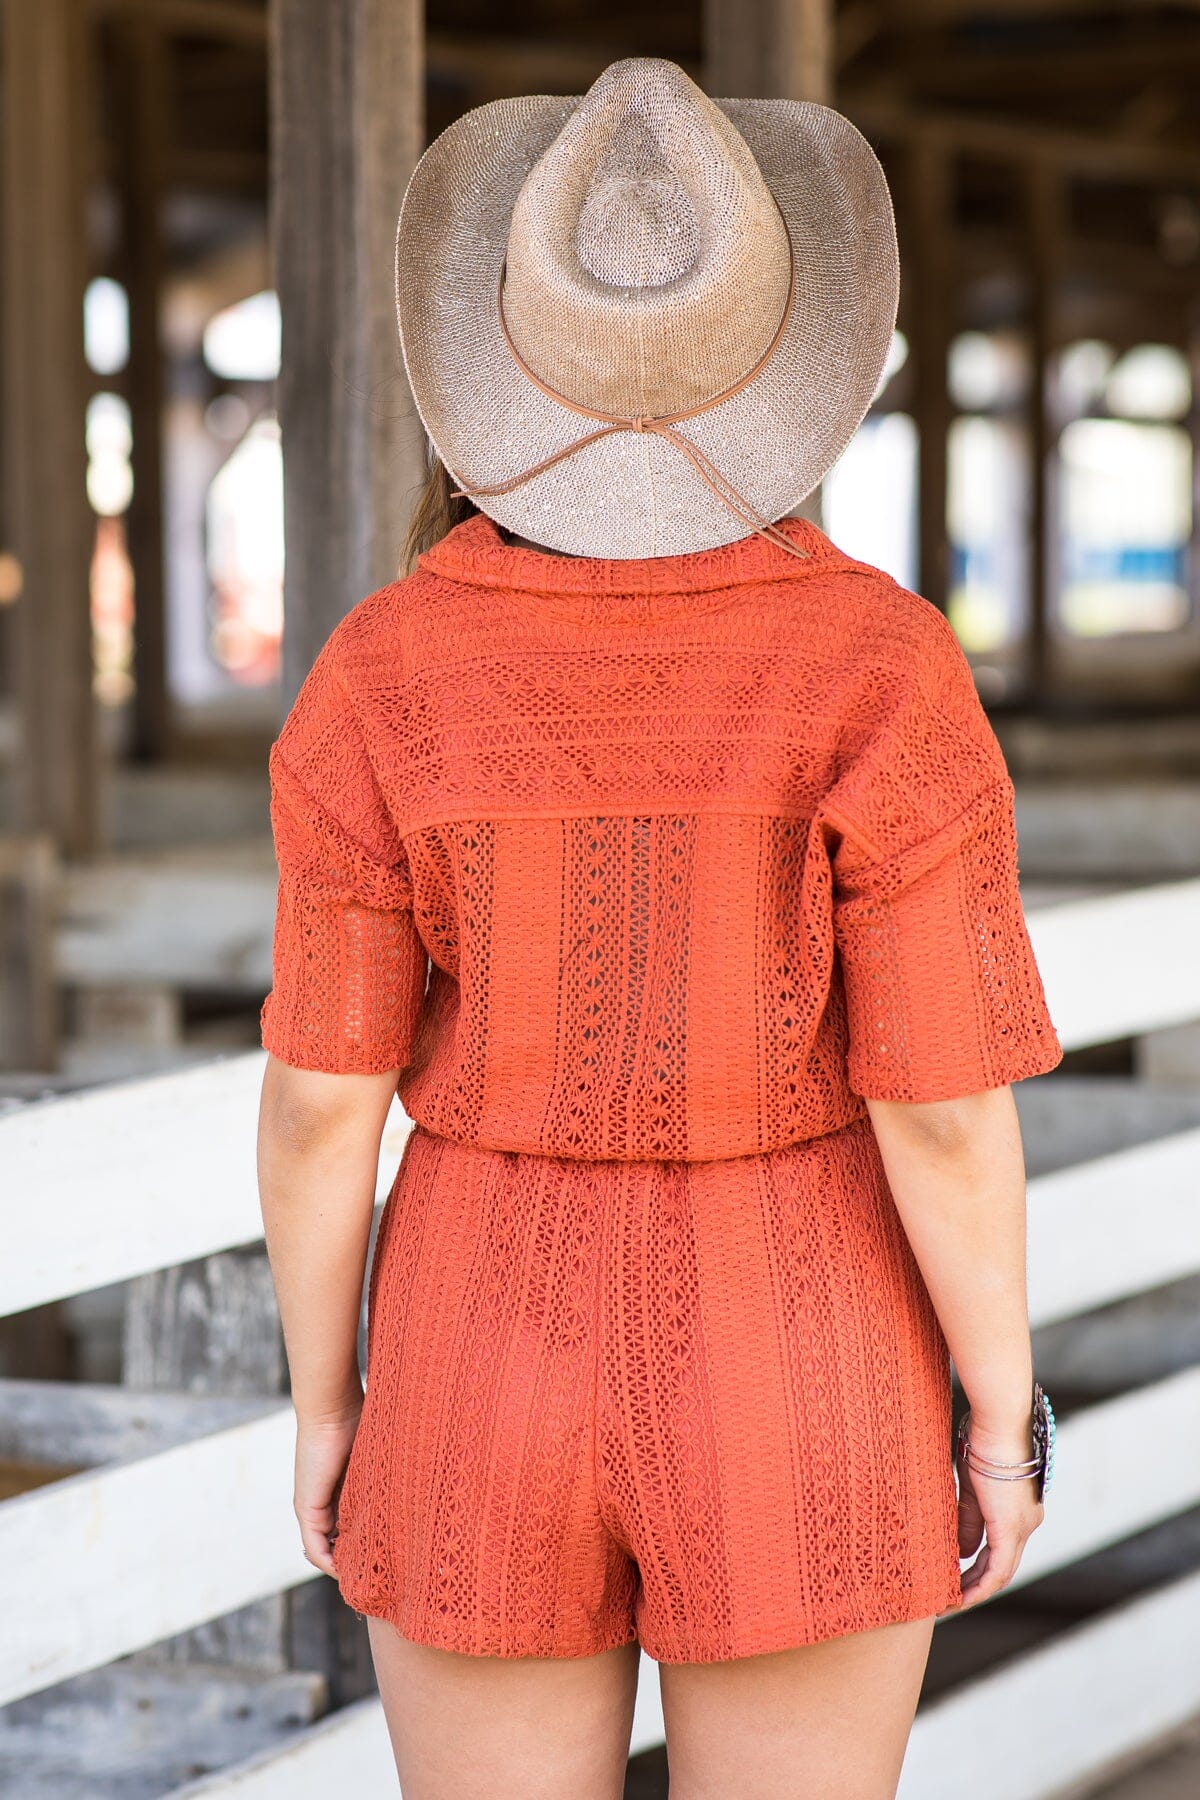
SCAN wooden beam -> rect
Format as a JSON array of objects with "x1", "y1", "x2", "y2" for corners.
[
  {"x1": 1189, "y1": 308, "x2": 1200, "y2": 669},
  {"x1": 904, "y1": 0, "x2": 1200, "y2": 19},
  {"x1": 2, "y1": 0, "x2": 100, "y2": 856},
  {"x1": 1025, "y1": 158, "x2": 1063, "y2": 701},
  {"x1": 0, "y1": 1400, "x2": 309, "y2": 1705},
  {"x1": 0, "y1": 836, "x2": 58, "y2": 1072},
  {"x1": 10, "y1": 877, "x2": 1200, "y2": 1317},
  {"x1": 91, "y1": 0, "x2": 269, "y2": 46},
  {"x1": 1026, "y1": 1126, "x2": 1200, "y2": 1329},
  {"x1": 704, "y1": 0, "x2": 835, "y2": 527},
  {"x1": 908, "y1": 130, "x2": 954, "y2": 614},
  {"x1": 879, "y1": 33, "x2": 1200, "y2": 101},
  {"x1": 270, "y1": 0, "x2": 425, "y2": 707},
  {"x1": 1030, "y1": 875, "x2": 1200, "y2": 1049},
  {"x1": 423, "y1": 32, "x2": 620, "y2": 102},
  {"x1": 850, "y1": 95, "x2": 1200, "y2": 184},
  {"x1": 112, "y1": 10, "x2": 171, "y2": 759},
  {"x1": 899, "y1": 1570, "x2": 1200, "y2": 1800},
  {"x1": 704, "y1": 0, "x2": 834, "y2": 106},
  {"x1": 167, "y1": 147, "x2": 269, "y2": 192}
]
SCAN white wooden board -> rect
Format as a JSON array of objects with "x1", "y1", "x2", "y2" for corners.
[
  {"x1": 1027, "y1": 1125, "x2": 1200, "y2": 1329},
  {"x1": 170, "y1": 1663, "x2": 670, "y2": 1796},
  {"x1": 898, "y1": 1568, "x2": 1200, "y2": 1800},
  {"x1": 169, "y1": 1697, "x2": 397, "y2": 1798},
  {"x1": 57, "y1": 853, "x2": 277, "y2": 991},
  {"x1": 1029, "y1": 876, "x2": 1200, "y2": 1051},
  {"x1": 169, "y1": 1570, "x2": 1200, "y2": 1800},
  {"x1": 0, "y1": 1057, "x2": 412, "y2": 1318},
  {"x1": 1005, "y1": 1364, "x2": 1200, "y2": 1591},
  {"x1": 5, "y1": 1363, "x2": 1198, "y2": 1710},
  {"x1": 0, "y1": 1404, "x2": 313, "y2": 1707}
]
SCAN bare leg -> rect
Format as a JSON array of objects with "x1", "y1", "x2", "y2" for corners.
[
  {"x1": 366, "y1": 1617, "x2": 641, "y2": 1799},
  {"x1": 659, "y1": 1615, "x2": 936, "y2": 1800}
]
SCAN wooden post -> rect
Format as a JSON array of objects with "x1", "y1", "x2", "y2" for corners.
[
  {"x1": 704, "y1": 0, "x2": 833, "y2": 107},
  {"x1": 909, "y1": 129, "x2": 954, "y2": 615},
  {"x1": 269, "y1": 0, "x2": 425, "y2": 708},
  {"x1": 704, "y1": 0, "x2": 834, "y2": 527},
  {"x1": 1189, "y1": 305, "x2": 1200, "y2": 704},
  {"x1": 112, "y1": 11, "x2": 171, "y2": 762},
  {"x1": 0, "y1": 836, "x2": 58, "y2": 1073},
  {"x1": 1, "y1": 0, "x2": 99, "y2": 855},
  {"x1": 1025, "y1": 157, "x2": 1063, "y2": 702},
  {"x1": 123, "y1": 1250, "x2": 290, "y2": 1672}
]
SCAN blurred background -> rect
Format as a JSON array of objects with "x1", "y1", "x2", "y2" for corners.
[{"x1": 1, "y1": 2, "x2": 1199, "y2": 1796}]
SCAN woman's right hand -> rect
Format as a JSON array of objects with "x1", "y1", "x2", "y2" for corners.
[
  {"x1": 954, "y1": 1417, "x2": 1045, "y2": 1608},
  {"x1": 293, "y1": 1392, "x2": 364, "y2": 1578}
]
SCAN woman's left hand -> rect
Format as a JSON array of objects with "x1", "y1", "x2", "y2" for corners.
[{"x1": 293, "y1": 1392, "x2": 364, "y2": 1576}]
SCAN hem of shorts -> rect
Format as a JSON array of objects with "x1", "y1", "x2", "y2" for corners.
[
  {"x1": 333, "y1": 1579, "x2": 963, "y2": 1664},
  {"x1": 638, "y1": 1579, "x2": 964, "y2": 1666},
  {"x1": 334, "y1": 1585, "x2": 643, "y2": 1661}
]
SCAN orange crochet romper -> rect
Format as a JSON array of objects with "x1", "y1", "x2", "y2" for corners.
[{"x1": 261, "y1": 510, "x2": 1063, "y2": 1663}]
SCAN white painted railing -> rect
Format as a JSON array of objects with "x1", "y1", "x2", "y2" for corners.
[{"x1": 3, "y1": 874, "x2": 1199, "y2": 1797}]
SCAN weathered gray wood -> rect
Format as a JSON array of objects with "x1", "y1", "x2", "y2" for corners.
[
  {"x1": 0, "y1": 1660, "x2": 326, "y2": 1800},
  {"x1": 57, "y1": 846, "x2": 275, "y2": 992},
  {"x1": 265, "y1": 1, "x2": 424, "y2": 1694},
  {"x1": 269, "y1": 0, "x2": 425, "y2": 707},
  {"x1": 0, "y1": 835, "x2": 58, "y2": 1072},
  {"x1": 0, "y1": 1377, "x2": 274, "y2": 1467},
  {"x1": 124, "y1": 1248, "x2": 289, "y2": 1673},
  {"x1": 1139, "y1": 1022, "x2": 1200, "y2": 1089},
  {"x1": 124, "y1": 1250, "x2": 287, "y2": 1396},
  {"x1": 1, "y1": 0, "x2": 99, "y2": 856}
]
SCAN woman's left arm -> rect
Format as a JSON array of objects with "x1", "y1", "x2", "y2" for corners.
[{"x1": 257, "y1": 1053, "x2": 400, "y2": 1575}]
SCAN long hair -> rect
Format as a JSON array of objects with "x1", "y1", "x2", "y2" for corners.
[{"x1": 400, "y1": 435, "x2": 479, "y2": 574}]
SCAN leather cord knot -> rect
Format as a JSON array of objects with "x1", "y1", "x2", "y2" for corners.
[{"x1": 448, "y1": 205, "x2": 811, "y2": 564}]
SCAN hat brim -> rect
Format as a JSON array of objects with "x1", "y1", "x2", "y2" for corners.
[{"x1": 395, "y1": 93, "x2": 899, "y2": 559}]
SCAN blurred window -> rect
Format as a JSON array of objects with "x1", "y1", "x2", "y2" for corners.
[
  {"x1": 1054, "y1": 340, "x2": 1193, "y2": 638},
  {"x1": 945, "y1": 331, "x2": 1031, "y2": 655},
  {"x1": 204, "y1": 413, "x2": 284, "y2": 685},
  {"x1": 822, "y1": 329, "x2": 917, "y2": 588},
  {"x1": 84, "y1": 277, "x2": 130, "y2": 376},
  {"x1": 947, "y1": 414, "x2": 1030, "y2": 652},
  {"x1": 823, "y1": 408, "x2": 918, "y2": 591},
  {"x1": 86, "y1": 393, "x2": 133, "y2": 517},
  {"x1": 1059, "y1": 419, "x2": 1191, "y2": 636},
  {"x1": 202, "y1": 291, "x2": 281, "y2": 382}
]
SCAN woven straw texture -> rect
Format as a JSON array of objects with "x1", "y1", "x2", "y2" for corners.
[
  {"x1": 261, "y1": 513, "x2": 1063, "y2": 1151},
  {"x1": 394, "y1": 58, "x2": 900, "y2": 557}
]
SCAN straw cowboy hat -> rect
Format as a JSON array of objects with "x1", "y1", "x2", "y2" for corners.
[{"x1": 395, "y1": 56, "x2": 899, "y2": 560}]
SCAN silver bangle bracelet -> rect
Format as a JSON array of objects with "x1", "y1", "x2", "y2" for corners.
[{"x1": 955, "y1": 1381, "x2": 1057, "y2": 1502}]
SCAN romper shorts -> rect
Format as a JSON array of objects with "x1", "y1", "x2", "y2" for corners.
[{"x1": 329, "y1": 1113, "x2": 964, "y2": 1663}]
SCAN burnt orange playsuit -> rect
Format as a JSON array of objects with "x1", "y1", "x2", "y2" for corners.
[{"x1": 261, "y1": 511, "x2": 1063, "y2": 1662}]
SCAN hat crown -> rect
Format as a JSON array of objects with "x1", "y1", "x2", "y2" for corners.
[
  {"x1": 503, "y1": 58, "x2": 791, "y2": 416},
  {"x1": 575, "y1": 116, "x2": 699, "y2": 289}
]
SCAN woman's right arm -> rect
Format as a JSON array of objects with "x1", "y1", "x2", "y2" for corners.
[{"x1": 864, "y1": 1083, "x2": 1045, "y2": 1609}]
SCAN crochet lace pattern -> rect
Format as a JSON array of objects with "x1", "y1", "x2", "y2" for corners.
[{"x1": 262, "y1": 512, "x2": 1063, "y2": 1154}]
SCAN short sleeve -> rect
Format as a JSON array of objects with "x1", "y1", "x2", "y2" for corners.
[
  {"x1": 825, "y1": 605, "x2": 1063, "y2": 1103},
  {"x1": 260, "y1": 641, "x2": 428, "y2": 1075}
]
